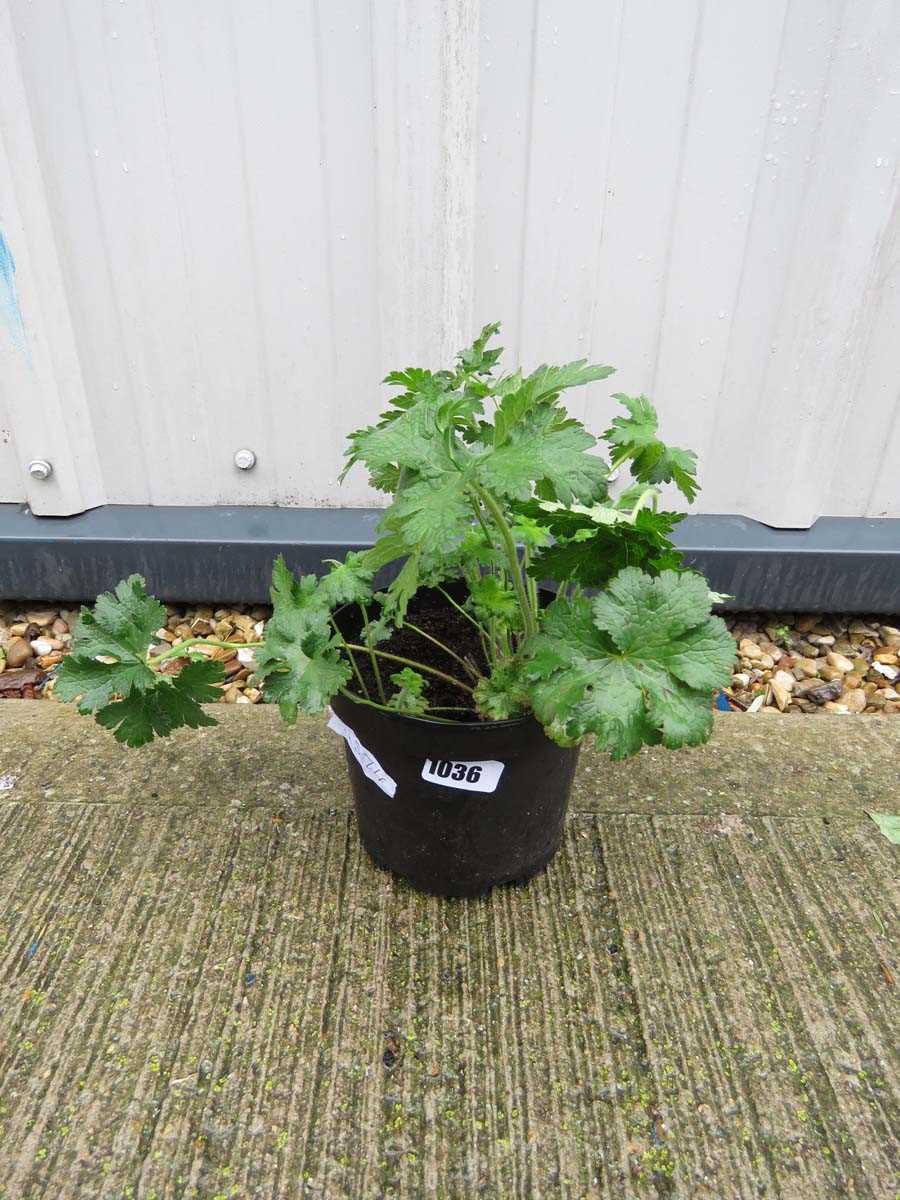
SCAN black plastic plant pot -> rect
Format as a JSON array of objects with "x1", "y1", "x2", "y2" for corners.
[{"x1": 329, "y1": 690, "x2": 580, "y2": 898}]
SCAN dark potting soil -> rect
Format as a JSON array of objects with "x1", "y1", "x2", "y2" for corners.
[{"x1": 346, "y1": 587, "x2": 489, "y2": 718}]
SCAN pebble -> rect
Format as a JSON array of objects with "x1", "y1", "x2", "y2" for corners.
[
  {"x1": 25, "y1": 610, "x2": 58, "y2": 626},
  {"x1": 4, "y1": 596, "x2": 900, "y2": 721},
  {"x1": 818, "y1": 665, "x2": 843, "y2": 682},
  {"x1": 841, "y1": 688, "x2": 867, "y2": 713},
  {"x1": 795, "y1": 640, "x2": 820, "y2": 658},
  {"x1": 803, "y1": 679, "x2": 844, "y2": 705},
  {"x1": 793, "y1": 657, "x2": 819, "y2": 678},
  {"x1": 5, "y1": 638, "x2": 32, "y2": 669},
  {"x1": 772, "y1": 670, "x2": 795, "y2": 693}
]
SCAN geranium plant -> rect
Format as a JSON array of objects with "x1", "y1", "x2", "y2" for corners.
[{"x1": 57, "y1": 323, "x2": 734, "y2": 758}]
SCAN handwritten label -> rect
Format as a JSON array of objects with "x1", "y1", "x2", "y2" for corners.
[
  {"x1": 327, "y1": 711, "x2": 397, "y2": 798},
  {"x1": 421, "y1": 758, "x2": 505, "y2": 794}
]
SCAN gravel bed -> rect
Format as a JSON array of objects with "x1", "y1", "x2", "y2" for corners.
[
  {"x1": 1, "y1": 601, "x2": 899, "y2": 716},
  {"x1": 723, "y1": 612, "x2": 900, "y2": 715},
  {"x1": 0, "y1": 602, "x2": 269, "y2": 706}
]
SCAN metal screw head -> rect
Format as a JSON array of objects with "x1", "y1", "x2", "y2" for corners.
[
  {"x1": 233, "y1": 448, "x2": 257, "y2": 471},
  {"x1": 27, "y1": 459, "x2": 53, "y2": 481}
]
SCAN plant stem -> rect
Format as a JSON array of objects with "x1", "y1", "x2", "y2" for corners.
[
  {"x1": 342, "y1": 644, "x2": 474, "y2": 695},
  {"x1": 470, "y1": 483, "x2": 537, "y2": 642},
  {"x1": 338, "y1": 688, "x2": 463, "y2": 725},
  {"x1": 469, "y1": 496, "x2": 495, "y2": 547},
  {"x1": 436, "y1": 586, "x2": 490, "y2": 639},
  {"x1": 404, "y1": 621, "x2": 482, "y2": 680},
  {"x1": 357, "y1": 602, "x2": 386, "y2": 703},
  {"x1": 523, "y1": 544, "x2": 540, "y2": 618},
  {"x1": 151, "y1": 637, "x2": 247, "y2": 666},
  {"x1": 330, "y1": 617, "x2": 370, "y2": 701}
]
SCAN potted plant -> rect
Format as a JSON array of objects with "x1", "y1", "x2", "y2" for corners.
[{"x1": 56, "y1": 323, "x2": 734, "y2": 896}]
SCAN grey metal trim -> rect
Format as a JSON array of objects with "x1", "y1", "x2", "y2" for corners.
[{"x1": 0, "y1": 504, "x2": 898, "y2": 611}]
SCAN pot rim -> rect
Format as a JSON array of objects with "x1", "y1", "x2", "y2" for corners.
[{"x1": 333, "y1": 689, "x2": 534, "y2": 733}]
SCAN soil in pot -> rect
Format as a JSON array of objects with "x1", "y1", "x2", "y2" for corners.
[{"x1": 345, "y1": 585, "x2": 488, "y2": 716}]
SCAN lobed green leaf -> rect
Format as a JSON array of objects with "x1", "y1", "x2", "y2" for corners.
[{"x1": 525, "y1": 568, "x2": 733, "y2": 759}]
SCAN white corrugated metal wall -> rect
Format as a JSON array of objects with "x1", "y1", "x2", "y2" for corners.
[{"x1": 1, "y1": 0, "x2": 898, "y2": 524}]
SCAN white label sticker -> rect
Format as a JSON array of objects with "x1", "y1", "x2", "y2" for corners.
[
  {"x1": 327, "y1": 711, "x2": 397, "y2": 798},
  {"x1": 421, "y1": 758, "x2": 505, "y2": 794}
]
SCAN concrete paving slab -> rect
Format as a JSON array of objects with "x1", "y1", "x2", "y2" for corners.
[
  {"x1": 0, "y1": 703, "x2": 897, "y2": 1198},
  {"x1": 1, "y1": 703, "x2": 898, "y2": 816}
]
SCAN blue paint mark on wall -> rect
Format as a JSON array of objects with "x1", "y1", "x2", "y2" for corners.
[{"x1": 0, "y1": 230, "x2": 28, "y2": 355}]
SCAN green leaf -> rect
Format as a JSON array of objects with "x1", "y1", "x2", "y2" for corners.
[
  {"x1": 262, "y1": 556, "x2": 332, "y2": 645},
  {"x1": 603, "y1": 393, "x2": 659, "y2": 452},
  {"x1": 69, "y1": 575, "x2": 166, "y2": 662},
  {"x1": 456, "y1": 321, "x2": 503, "y2": 377},
  {"x1": 525, "y1": 568, "x2": 734, "y2": 759},
  {"x1": 260, "y1": 648, "x2": 350, "y2": 724},
  {"x1": 602, "y1": 394, "x2": 698, "y2": 502},
  {"x1": 382, "y1": 367, "x2": 447, "y2": 395},
  {"x1": 473, "y1": 660, "x2": 529, "y2": 720},
  {"x1": 387, "y1": 667, "x2": 429, "y2": 715},
  {"x1": 478, "y1": 407, "x2": 608, "y2": 504},
  {"x1": 467, "y1": 575, "x2": 520, "y2": 622},
  {"x1": 419, "y1": 528, "x2": 503, "y2": 586},
  {"x1": 527, "y1": 505, "x2": 684, "y2": 587},
  {"x1": 866, "y1": 811, "x2": 900, "y2": 845},
  {"x1": 255, "y1": 556, "x2": 350, "y2": 722},
  {"x1": 384, "y1": 474, "x2": 471, "y2": 555},
  {"x1": 56, "y1": 573, "x2": 165, "y2": 714},
  {"x1": 367, "y1": 462, "x2": 402, "y2": 494},
  {"x1": 94, "y1": 660, "x2": 225, "y2": 748},
  {"x1": 316, "y1": 552, "x2": 375, "y2": 608},
  {"x1": 375, "y1": 551, "x2": 421, "y2": 628},
  {"x1": 55, "y1": 654, "x2": 156, "y2": 712},
  {"x1": 343, "y1": 395, "x2": 459, "y2": 483},
  {"x1": 360, "y1": 532, "x2": 409, "y2": 574},
  {"x1": 359, "y1": 612, "x2": 393, "y2": 647},
  {"x1": 493, "y1": 360, "x2": 615, "y2": 447},
  {"x1": 510, "y1": 513, "x2": 551, "y2": 548},
  {"x1": 55, "y1": 575, "x2": 231, "y2": 744}
]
